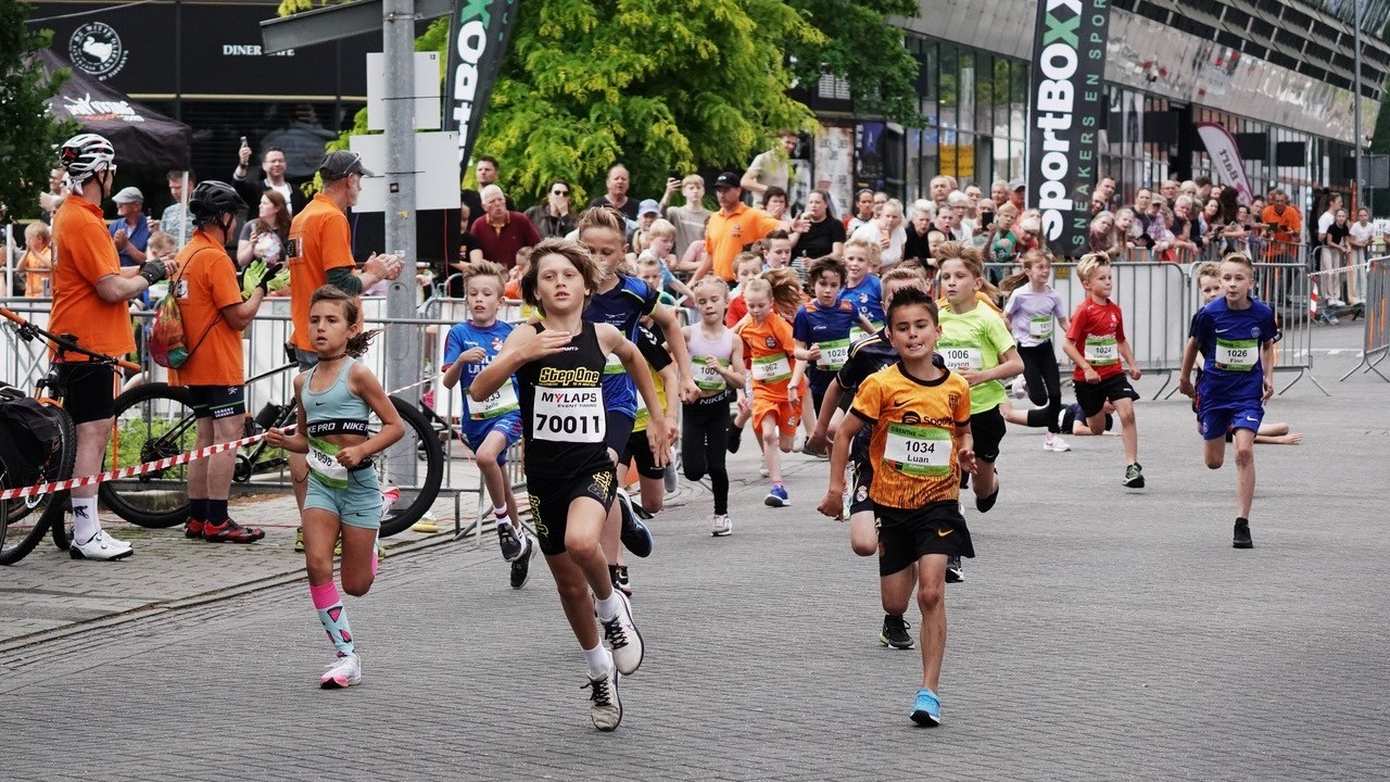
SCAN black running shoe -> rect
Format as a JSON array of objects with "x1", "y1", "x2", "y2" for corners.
[
  {"x1": 880, "y1": 614, "x2": 914, "y2": 650},
  {"x1": 616, "y1": 491, "x2": 653, "y2": 557},
  {"x1": 1233, "y1": 518, "x2": 1254, "y2": 549},
  {"x1": 496, "y1": 522, "x2": 524, "y2": 562},
  {"x1": 510, "y1": 535, "x2": 535, "y2": 589},
  {"x1": 727, "y1": 415, "x2": 743, "y2": 454},
  {"x1": 1123, "y1": 462, "x2": 1146, "y2": 488},
  {"x1": 975, "y1": 482, "x2": 1000, "y2": 514},
  {"x1": 945, "y1": 554, "x2": 964, "y2": 583},
  {"x1": 609, "y1": 564, "x2": 632, "y2": 596}
]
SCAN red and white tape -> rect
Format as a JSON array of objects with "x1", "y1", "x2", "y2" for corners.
[{"x1": 0, "y1": 374, "x2": 439, "y2": 501}]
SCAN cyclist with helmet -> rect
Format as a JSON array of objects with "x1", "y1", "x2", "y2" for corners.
[
  {"x1": 51, "y1": 133, "x2": 175, "y2": 561},
  {"x1": 173, "y1": 181, "x2": 285, "y2": 544}
]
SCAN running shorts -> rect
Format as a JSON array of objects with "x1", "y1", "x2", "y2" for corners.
[
  {"x1": 876, "y1": 500, "x2": 974, "y2": 577},
  {"x1": 186, "y1": 384, "x2": 246, "y2": 420},
  {"x1": 1075, "y1": 375, "x2": 1140, "y2": 418},
  {"x1": 526, "y1": 465, "x2": 618, "y2": 556},
  {"x1": 304, "y1": 468, "x2": 383, "y2": 529}
]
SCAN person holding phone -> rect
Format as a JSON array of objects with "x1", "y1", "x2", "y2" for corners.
[{"x1": 232, "y1": 136, "x2": 306, "y2": 216}]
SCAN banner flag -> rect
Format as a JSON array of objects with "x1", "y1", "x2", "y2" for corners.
[
  {"x1": 1196, "y1": 122, "x2": 1255, "y2": 206},
  {"x1": 444, "y1": 0, "x2": 519, "y2": 165}
]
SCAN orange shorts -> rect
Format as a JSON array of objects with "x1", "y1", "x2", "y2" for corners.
[{"x1": 752, "y1": 397, "x2": 800, "y2": 438}]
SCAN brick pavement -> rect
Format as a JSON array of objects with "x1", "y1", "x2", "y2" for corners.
[{"x1": 0, "y1": 333, "x2": 1387, "y2": 781}]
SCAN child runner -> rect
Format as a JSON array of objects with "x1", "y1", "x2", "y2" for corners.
[
  {"x1": 724, "y1": 252, "x2": 769, "y2": 454},
  {"x1": 471, "y1": 238, "x2": 660, "y2": 731},
  {"x1": 266, "y1": 285, "x2": 404, "y2": 689},
  {"x1": 441, "y1": 261, "x2": 535, "y2": 589},
  {"x1": 818, "y1": 286, "x2": 976, "y2": 726},
  {"x1": 625, "y1": 323, "x2": 679, "y2": 518},
  {"x1": 578, "y1": 207, "x2": 696, "y2": 596},
  {"x1": 1062, "y1": 253, "x2": 1145, "y2": 488},
  {"x1": 737, "y1": 277, "x2": 800, "y2": 506},
  {"x1": 682, "y1": 277, "x2": 746, "y2": 536},
  {"x1": 1000, "y1": 249, "x2": 1071, "y2": 452},
  {"x1": 1180, "y1": 253, "x2": 1278, "y2": 548},
  {"x1": 935, "y1": 242, "x2": 1022, "y2": 582},
  {"x1": 793, "y1": 256, "x2": 858, "y2": 422},
  {"x1": 841, "y1": 238, "x2": 885, "y2": 341},
  {"x1": 635, "y1": 254, "x2": 680, "y2": 307}
]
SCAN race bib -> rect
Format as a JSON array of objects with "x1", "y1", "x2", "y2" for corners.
[
  {"x1": 1028, "y1": 315, "x2": 1054, "y2": 340},
  {"x1": 1215, "y1": 338, "x2": 1257, "y2": 372},
  {"x1": 883, "y1": 424, "x2": 952, "y2": 477},
  {"x1": 470, "y1": 381, "x2": 519, "y2": 420},
  {"x1": 752, "y1": 354, "x2": 791, "y2": 383},
  {"x1": 939, "y1": 346, "x2": 983, "y2": 373},
  {"x1": 307, "y1": 439, "x2": 349, "y2": 488},
  {"x1": 849, "y1": 322, "x2": 883, "y2": 343},
  {"x1": 532, "y1": 386, "x2": 605, "y2": 443},
  {"x1": 693, "y1": 356, "x2": 729, "y2": 391},
  {"x1": 1084, "y1": 335, "x2": 1119, "y2": 365},
  {"x1": 816, "y1": 339, "x2": 850, "y2": 371},
  {"x1": 603, "y1": 353, "x2": 625, "y2": 376}
]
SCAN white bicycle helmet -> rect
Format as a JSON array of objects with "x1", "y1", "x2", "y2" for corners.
[{"x1": 58, "y1": 133, "x2": 115, "y2": 183}]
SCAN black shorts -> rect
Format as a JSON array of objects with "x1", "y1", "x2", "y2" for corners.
[
  {"x1": 877, "y1": 500, "x2": 974, "y2": 577},
  {"x1": 55, "y1": 362, "x2": 115, "y2": 424},
  {"x1": 185, "y1": 384, "x2": 246, "y2": 419},
  {"x1": 605, "y1": 410, "x2": 635, "y2": 465},
  {"x1": 969, "y1": 406, "x2": 1006, "y2": 463},
  {"x1": 525, "y1": 465, "x2": 618, "y2": 556},
  {"x1": 849, "y1": 456, "x2": 875, "y2": 515},
  {"x1": 626, "y1": 428, "x2": 666, "y2": 480},
  {"x1": 1075, "y1": 374, "x2": 1140, "y2": 418}
]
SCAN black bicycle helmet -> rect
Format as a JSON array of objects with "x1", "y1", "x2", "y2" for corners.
[{"x1": 188, "y1": 180, "x2": 248, "y2": 227}]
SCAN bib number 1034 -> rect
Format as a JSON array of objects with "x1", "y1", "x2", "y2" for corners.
[{"x1": 533, "y1": 386, "x2": 606, "y2": 443}]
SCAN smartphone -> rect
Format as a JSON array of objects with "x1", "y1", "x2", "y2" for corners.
[{"x1": 239, "y1": 135, "x2": 248, "y2": 147}]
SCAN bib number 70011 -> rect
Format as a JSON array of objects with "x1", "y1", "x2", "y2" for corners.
[{"x1": 532, "y1": 386, "x2": 606, "y2": 443}]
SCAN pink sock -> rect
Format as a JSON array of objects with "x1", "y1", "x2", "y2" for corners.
[
  {"x1": 309, "y1": 580, "x2": 339, "y2": 610},
  {"x1": 371, "y1": 547, "x2": 379, "y2": 577}
]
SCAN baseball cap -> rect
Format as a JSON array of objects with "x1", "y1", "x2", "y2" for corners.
[
  {"x1": 112, "y1": 186, "x2": 144, "y2": 204},
  {"x1": 1009, "y1": 178, "x2": 1026, "y2": 192},
  {"x1": 714, "y1": 172, "x2": 740, "y2": 190},
  {"x1": 320, "y1": 150, "x2": 373, "y2": 181},
  {"x1": 638, "y1": 198, "x2": 661, "y2": 216}
]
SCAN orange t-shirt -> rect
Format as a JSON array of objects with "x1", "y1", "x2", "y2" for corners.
[
  {"x1": 705, "y1": 204, "x2": 782, "y2": 281},
  {"x1": 169, "y1": 231, "x2": 246, "y2": 387},
  {"x1": 1259, "y1": 205, "x2": 1302, "y2": 245},
  {"x1": 737, "y1": 312, "x2": 795, "y2": 401},
  {"x1": 49, "y1": 194, "x2": 135, "y2": 361},
  {"x1": 287, "y1": 193, "x2": 356, "y2": 350},
  {"x1": 851, "y1": 363, "x2": 972, "y2": 509}
]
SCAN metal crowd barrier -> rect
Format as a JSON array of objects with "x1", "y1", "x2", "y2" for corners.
[{"x1": 1340, "y1": 256, "x2": 1390, "y2": 383}]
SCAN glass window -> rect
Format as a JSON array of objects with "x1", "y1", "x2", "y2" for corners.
[
  {"x1": 923, "y1": 126, "x2": 940, "y2": 186},
  {"x1": 994, "y1": 60, "x2": 1010, "y2": 139},
  {"x1": 949, "y1": 132, "x2": 973, "y2": 182},
  {"x1": 976, "y1": 53, "x2": 993, "y2": 136},
  {"x1": 1010, "y1": 61, "x2": 1027, "y2": 141},
  {"x1": 958, "y1": 48, "x2": 975, "y2": 133},
  {"x1": 920, "y1": 42, "x2": 938, "y2": 127},
  {"x1": 907, "y1": 128, "x2": 922, "y2": 200},
  {"x1": 939, "y1": 44, "x2": 958, "y2": 132},
  {"x1": 992, "y1": 137, "x2": 1009, "y2": 189}
]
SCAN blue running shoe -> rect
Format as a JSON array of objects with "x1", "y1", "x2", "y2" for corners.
[
  {"x1": 764, "y1": 484, "x2": 790, "y2": 508},
  {"x1": 910, "y1": 688, "x2": 941, "y2": 726}
]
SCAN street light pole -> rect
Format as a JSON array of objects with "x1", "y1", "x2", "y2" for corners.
[
  {"x1": 382, "y1": 0, "x2": 419, "y2": 487},
  {"x1": 1354, "y1": 0, "x2": 1364, "y2": 207}
]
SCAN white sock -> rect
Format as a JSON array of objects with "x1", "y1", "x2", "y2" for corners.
[
  {"x1": 583, "y1": 643, "x2": 613, "y2": 678},
  {"x1": 595, "y1": 591, "x2": 623, "y2": 622},
  {"x1": 72, "y1": 497, "x2": 99, "y2": 541},
  {"x1": 494, "y1": 509, "x2": 511, "y2": 526}
]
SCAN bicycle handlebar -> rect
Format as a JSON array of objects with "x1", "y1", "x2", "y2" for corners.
[{"x1": 0, "y1": 306, "x2": 142, "y2": 372}]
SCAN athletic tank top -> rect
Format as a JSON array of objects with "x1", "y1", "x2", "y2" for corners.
[
  {"x1": 515, "y1": 321, "x2": 611, "y2": 479},
  {"x1": 302, "y1": 359, "x2": 372, "y2": 484},
  {"x1": 686, "y1": 325, "x2": 736, "y2": 393}
]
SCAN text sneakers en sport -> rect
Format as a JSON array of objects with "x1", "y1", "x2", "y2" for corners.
[
  {"x1": 69, "y1": 529, "x2": 133, "y2": 561},
  {"x1": 616, "y1": 490, "x2": 654, "y2": 558},
  {"x1": 880, "y1": 615, "x2": 914, "y2": 650},
  {"x1": 910, "y1": 688, "x2": 942, "y2": 726},
  {"x1": 710, "y1": 514, "x2": 732, "y2": 537},
  {"x1": 1233, "y1": 518, "x2": 1254, "y2": 549},
  {"x1": 584, "y1": 666, "x2": 622, "y2": 731},
  {"x1": 601, "y1": 590, "x2": 644, "y2": 675},
  {"x1": 320, "y1": 653, "x2": 361, "y2": 689},
  {"x1": 510, "y1": 534, "x2": 535, "y2": 589},
  {"x1": 497, "y1": 522, "x2": 524, "y2": 562},
  {"x1": 203, "y1": 518, "x2": 265, "y2": 544},
  {"x1": 1123, "y1": 462, "x2": 1146, "y2": 488},
  {"x1": 764, "y1": 484, "x2": 790, "y2": 507}
]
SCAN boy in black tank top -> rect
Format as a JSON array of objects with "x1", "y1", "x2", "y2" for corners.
[{"x1": 471, "y1": 239, "x2": 668, "y2": 733}]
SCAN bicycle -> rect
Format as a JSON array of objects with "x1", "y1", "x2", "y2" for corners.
[
  {"x1": 0, "y1": 306, "x2": 132, "y2": 564},
  {"x1": 99, "y1": 360, "x2": 444, "y2": 538}
]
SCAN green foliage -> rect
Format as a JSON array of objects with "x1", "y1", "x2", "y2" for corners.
[
  {"x1": 784, "y1": 0, "x2": 920, "y2": 124},
  {"x1": 0, "y1": 3, "x2": 76, "y2": 219}
]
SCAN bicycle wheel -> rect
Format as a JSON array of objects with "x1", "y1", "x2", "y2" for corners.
[
  {"x1": 377, "y1": 395, "x2": 443, "y2": 538},
  {"x1": 99, "y1": 383, "x2": 199, "y2": 528},
  {"x1": 1, "y1": 402, "x2": 76, "y2": 565}
]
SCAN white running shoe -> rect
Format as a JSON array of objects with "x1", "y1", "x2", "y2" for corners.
[
  {"x1": 710, "y1": 514, "x2": 732, "y2": 537},
  {"x1": 68, "y1": 529, "x2": 133, "y2": 561},
  {"x1": 600, "y1": 590, "x2": 644, "y2": 675},
  {"x1": 1010, "y1": 376, "x2": 1028, "y2": 399},
  {"x1": 1043, "y1": 433, "x2": 1071, "y2": 452},
  {"x1": 585, "y1": 664, "x2": 622, "y2": 731},
  {"x1": 320, "y1": 653, "x2": 362, "y2": 689},
  {"x1": 759, "y1": 465, "x2": 770, "y2": 478}
]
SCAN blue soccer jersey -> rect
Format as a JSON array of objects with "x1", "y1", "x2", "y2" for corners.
[
  {"x1": 1191, "y1": 296, "x2": 1278, "y2": 406},
  {"x1": 584, "y1": 274, "x2": 659, "y2": 418}
]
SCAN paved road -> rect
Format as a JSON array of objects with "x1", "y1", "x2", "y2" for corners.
[{"x1": 2, "y1": 323, "x2": 1387, "y2": 781}]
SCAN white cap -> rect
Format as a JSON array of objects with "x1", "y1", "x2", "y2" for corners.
[{"x1": 112, "y1": 186, "x2": 144, "y2": 204}]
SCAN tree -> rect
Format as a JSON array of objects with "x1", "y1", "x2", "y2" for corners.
[
  {"x1": 0, "y1": 3, "x2": 73, "y2": 219},
  {"x1": 783, "y1": 0, "x2": 921, "y2": 125}
]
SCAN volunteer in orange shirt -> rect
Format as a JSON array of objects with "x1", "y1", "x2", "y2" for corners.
[
  {"x1": 695, "y1": 172, "x2": 806, "y2": 283},
  {"x1": 172, "y1": 181, "x2": 278, "y2": 544},
  {"x1": 50, "y1": 133, "x2": 175, "y2": 561},
  {"x1": 1259, "y1": 188, "x2": 1302, "y2": 262},
  {"x1": 286, "y1": 151, "x2": 402, "y2": 532}
]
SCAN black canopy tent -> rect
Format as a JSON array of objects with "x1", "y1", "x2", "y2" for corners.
[{"x1": 38, "y1": 50, "x2": 192, "y2": 171}]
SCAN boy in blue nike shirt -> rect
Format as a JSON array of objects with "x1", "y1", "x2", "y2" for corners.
[{"x1": 793, "y1": 256, "x2": 860, "y2": 418}]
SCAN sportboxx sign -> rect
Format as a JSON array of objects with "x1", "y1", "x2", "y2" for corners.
[
  {"x1": 1026, "y1": 0, "x2": 1111, "y2": 256},
  {"x1": 444, "y1": 0, "x2": 519, "y2": 165}
]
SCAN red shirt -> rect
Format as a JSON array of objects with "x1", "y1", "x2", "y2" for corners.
[
  {"x1": 469, "y1": 211, "x2": 540, "y2": 270},
  {"x1": 725, "y1": 292, "x2": 748, "y2": 327},
  {"x1": 1066, "y1": 297, "x2": 1127, "y2": 382}
]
